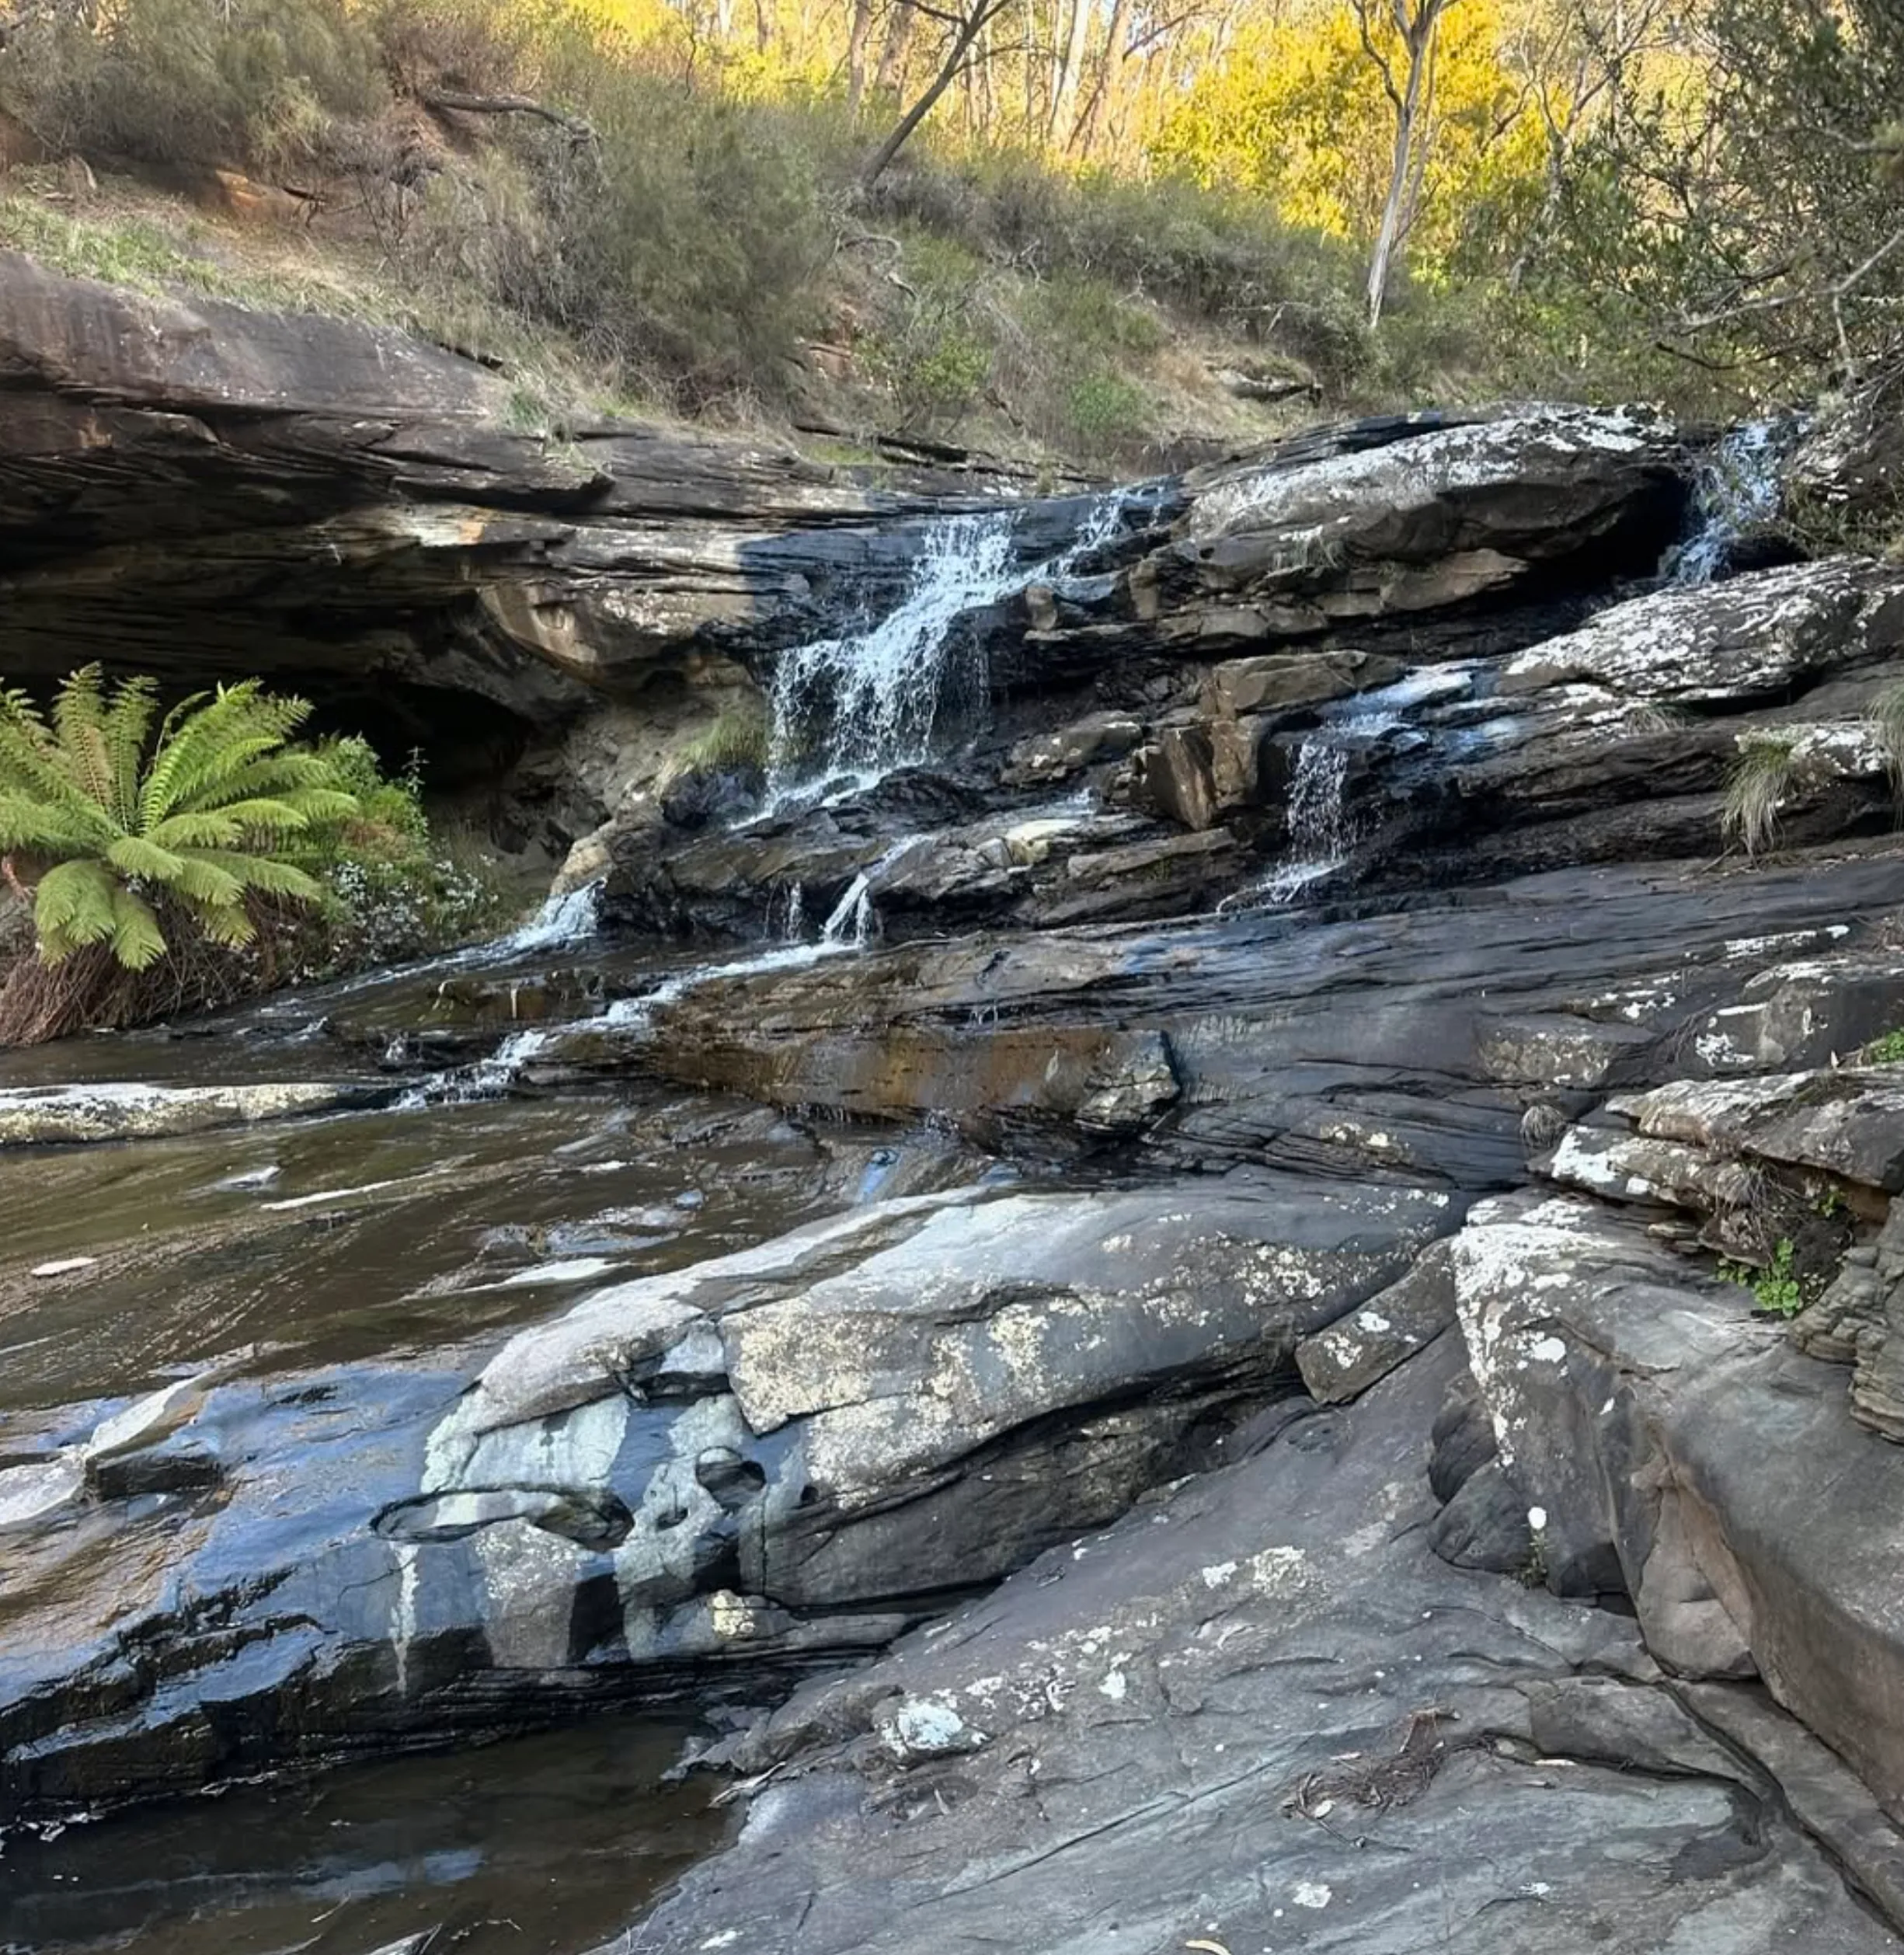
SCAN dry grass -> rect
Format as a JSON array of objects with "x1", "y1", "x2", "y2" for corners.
[{"x1": 1721, "y1": 734, "x2": 1798, "y2": 859}]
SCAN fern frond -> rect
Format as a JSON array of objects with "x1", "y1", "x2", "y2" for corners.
[
  {"x1": 107, "y1": 887, "x2": 168, "y2": 971},
  {"x1": 165, "y1": 854, "x2": 247, "y2": 908},
  {"x1": 188, "y1": 850, "x2": 324, "y2": 904},
  {"x1": 0, "y1": 688, "x2": 90, "y2": 814},
  {"x1": 162, "y1": 689, "x2": 315, "y2": 820},
  {"x1": 137, "y1": 682, "x2": 273, "y2": 826},
  {"x1": 149, "y1": 796, "x2": 308, "y2": 845},
  {"x1": 104, "y1": 674, "x2": 160, "y2": 830},
  {"x1": 50, "y1": 665, "x2": 115, "y2": 813},
  {"x1": 192, "y1": 751, "x2": 348, "y2": 808},
  {"x1": 33, "y1": 858, "x2": 120, "y2": 963},
  {"x1": 105, "y1": 834, "x2": 187, "y2": 885},
  {"x1": 179, "y1": 893, "x2": 256, "y2": 949},
  {"x1": 0, "y1": 791, "x2": 110, "y2": 855}
]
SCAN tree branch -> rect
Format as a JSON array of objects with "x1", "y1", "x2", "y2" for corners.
[{"x1": 419, "y1": 90, "x2": 594, "y2": 142}]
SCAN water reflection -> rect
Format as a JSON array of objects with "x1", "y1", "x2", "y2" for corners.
[{"x1": 0, "y1": 1716, "x2": 725, "y2": 1955}]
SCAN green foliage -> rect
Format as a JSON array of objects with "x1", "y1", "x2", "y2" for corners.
[
  {"x1": 1860, "y1": 1027, "x2": 1904, "y2": 1065},
  {"x1": 1721, "y1": 735, "x2": 1798, "y2": 859},
  {"x1": 0, "y1": 667, "x2": 353, "y2": 971},
  {"x1": 1717, "y1": 1238, "x2": 1808, "y2": 1318},
  {"x1": 873, "y1": 152, "x2": 1373, "y2": 387},
  {"x1": 294, "y1": 737, "x2": 514, "y2": 968},
  {"x1": 662, "y1": 703, "x2": 771, "y2": 785},
  {"x1": 1064, "y1": 371, "x2": 1150, "y2": 451},
  {"x1": 408, "y1": 43, "x2": 833, "y2": 410}
]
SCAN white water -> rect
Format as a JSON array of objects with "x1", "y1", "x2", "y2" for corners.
[
  {"x1": 499, "y1": 880, "x2": 602, "y2": 953},
  {"x1": 821, "y1": 875, "x2": 875, "y2": 947},
  {"x1": 768, "y1": 496, "x2": 1128, "y2": 800},
  {"x1": 1269, "y1": 741, "x2": 1352, "y2": 895},
  {"x1": 1665, "y1": 420, "x2": 1791, "y2": 587}
]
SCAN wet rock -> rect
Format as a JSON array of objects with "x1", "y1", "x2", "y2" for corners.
[
  {"x1": 627, "y1": 1338, "x2": 1904, "y2": 1955},
  {"x1": 999, "y1": 711, "x2": 1142, "y2": 787},
  {"x1": 0, "y1": 1080, "x2": 372, "y2": 1146},
  {"x1": 0, "y1": 1173, "x2": 1448, "y2": 1817},
  {"x1": 1206, "y1": 646, "x2": 1405, "y2": 716},
  {"x1": 1101, "y1": 406, "x2": 1688, "y2": 657},
  {"x1": 1790, "y1": 364, "x2": 1904, "y2": 530},
  {"x1": 635, "y1": 849, "x2": 1904, "y2": 1182}
]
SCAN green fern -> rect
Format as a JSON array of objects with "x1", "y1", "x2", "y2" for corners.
[{"x1": 0, "y1": 667, "x2": 357, "y2": 971}]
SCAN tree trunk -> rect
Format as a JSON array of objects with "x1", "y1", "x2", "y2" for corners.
[
  {"x1": 1049, "y1": 0, "x2": 1091, "y2": 142},
  {"x1": 848, "y1": 0, "x2": 878, "y2": 113},
  {"x1": 875, "y1": 0, "x2": 916, "y2": 93},
  {"x1": 862, "y1": 0, "x2": 1004, "y2": 187},
  {"x1": 1363, "y1": 0, "x2": 1447, "y2": 327},
  {"x1": 1067, "y1": 0, "x2": 1126, "y2": 155}
]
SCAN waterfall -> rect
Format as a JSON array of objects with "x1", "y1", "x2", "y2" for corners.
[
  {"x1": 768, "y1": 496, "x2": 1129, "y2": 799},
  {"x1": 498, "y1": 880, "x2": 601, "y2": 953},
  {"x1": 820, "y1": 875, "x2": 875, "y2": 948},
  {"x1": 1664, "y1": 420, "x2": 1794, "y2": 587},
  {"x1": 1260, "y1": 741, "x2": 1353, "y2": 903}
]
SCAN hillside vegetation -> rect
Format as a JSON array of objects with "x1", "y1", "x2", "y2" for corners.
[{"x1": 2, "y1": 0, "x2": 1896, "y2": 469}]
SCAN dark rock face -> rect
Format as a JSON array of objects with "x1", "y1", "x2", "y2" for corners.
[
  {"x1": 616, "y1": 852, "x2": 1904, "y2": 1183},
  {"x1": 624, "y1": 1340, "x2": 1904, "y2": 1955},
  {"x1": 0, "y1": 253, "x2": 938, "y2": 730}
]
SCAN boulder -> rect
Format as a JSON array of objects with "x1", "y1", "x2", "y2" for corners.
[
  {"x1": 0, "y1": 1173, "x2": 1449, "y2": 1817},
  {"x1": 1443, "y1": 1190, "x2": 1904, "y2": 1828}
]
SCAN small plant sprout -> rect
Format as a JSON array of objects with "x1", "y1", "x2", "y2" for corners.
[{"x1": 1717, "y1": 1237, "x2": 1808, "y2": 1317}]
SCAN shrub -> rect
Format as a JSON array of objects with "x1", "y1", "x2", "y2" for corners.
[
  {"x1": 2, "y1": 0, "x2": 388, "y2": 172},
  {"x1": 294, "y1": 736, "x2": 515, "y2": 969},
  {"x1": 406, "y1": 46, "x2": 833, "y2": 409}
]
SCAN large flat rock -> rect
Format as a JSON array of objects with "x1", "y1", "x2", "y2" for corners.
[
  {"x1": 626, "y1": 1337, "x2": 1904, "y2": 1955},
  {"x1": 629, "y1": 849, "x2": 1904, "y2": 1186}
]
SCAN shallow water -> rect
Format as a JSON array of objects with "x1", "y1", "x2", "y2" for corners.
[
  {"x1": 0, "y1": 922, "x2": 949, "y2": 1940},
  {"x1": 0, "y1": 1085, "x2": 913, "y2": 1415},
  {"x1": 0, "y1": 1713, "x2": 725, "y2": 1955}
]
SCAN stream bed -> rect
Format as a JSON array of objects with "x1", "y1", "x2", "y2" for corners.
[{"x1": 1, "y1": 1713, "x2": 723, "y2": 1954}]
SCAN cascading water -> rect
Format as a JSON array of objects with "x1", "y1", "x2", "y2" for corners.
[
  {"x1": 820, "y1": 875, "x2": 875, "y2": 949},
  {"x1": 1664, "y1": 420, "x2": 1796, "y2": 587},
  {"x1": 1224, "y1": 668, "x2": 1481, "y2": 914},
  {"x1": 768, "y1": 495, "x2": 1130, "y2": 800},
  {"x1": 1259, "y1": 741, "x2": 1353, "y2": 903},
  {"x1": 500, "y1": 880, "x2": 602, "y2": 953}
]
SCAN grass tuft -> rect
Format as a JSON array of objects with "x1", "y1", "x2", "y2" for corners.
[{"x1": 1721, "y1": 734, "x2": 1798, "y2": 859}]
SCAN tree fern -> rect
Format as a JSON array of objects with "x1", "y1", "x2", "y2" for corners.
[{"x1": 0, "y1": 667, "x2": 357, "y2": 973}]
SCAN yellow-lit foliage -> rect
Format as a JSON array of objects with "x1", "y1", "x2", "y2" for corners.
[{"x1": 1150, "y1": 0, "x2": 1549, "y2": 282}]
